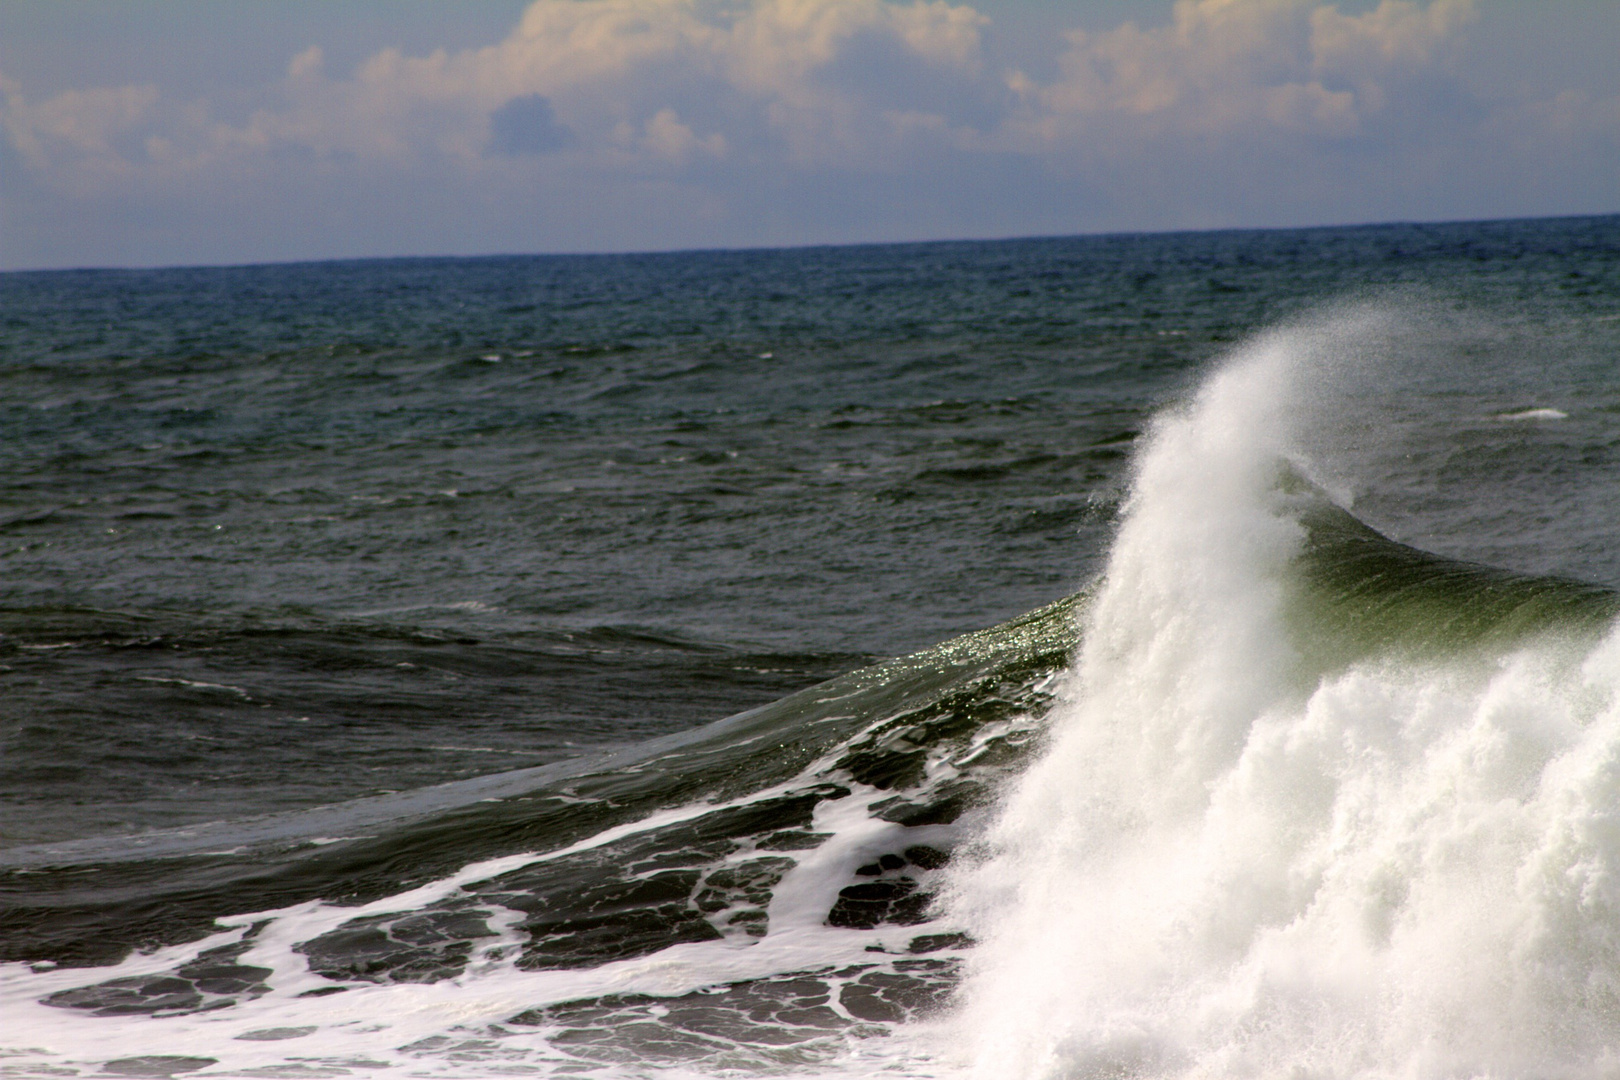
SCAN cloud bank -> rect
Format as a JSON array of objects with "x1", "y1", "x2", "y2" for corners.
[{"x1": 1, "y1": 0, "x2": 1616, "y2": 268}]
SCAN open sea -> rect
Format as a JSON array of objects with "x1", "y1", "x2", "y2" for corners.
[{"x1": 2, "y1": 216, "x2": 1619, "y2": 1079}]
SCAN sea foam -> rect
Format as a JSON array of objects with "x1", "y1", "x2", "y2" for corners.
[{"x1": 948, "y1": 312, "x2": 1620, "y2": 1080}]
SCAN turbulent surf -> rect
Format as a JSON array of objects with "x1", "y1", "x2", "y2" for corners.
[{"x1": 951, "y1": 313, "x2": 1620, "y2": 1080}]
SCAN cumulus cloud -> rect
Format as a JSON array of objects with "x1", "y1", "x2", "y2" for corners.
[
  {"x1": 1015, "y1": 0, "x2": 1478, "y2": 142},
  {"x1": 636, "y1": 107, "x2": 726, "y2": 162},
  {"x1": 241, "y1": 0, "x2": 995, "y2": 168},
  {"x1": 1, "y1": 75, "x2": 159, "y2": 174},
  {"x1": 1, "y1": 0, "x2": 1001, "y2": 184}
]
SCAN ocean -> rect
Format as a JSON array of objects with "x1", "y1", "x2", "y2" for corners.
[{"x1": 1, "y1": 216, "x2": 1618, "y2": 1078}]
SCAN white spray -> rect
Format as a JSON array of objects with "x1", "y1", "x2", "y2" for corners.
[{"x1": 948, "y1": 312, "x2": 1620, "y2": 1080}]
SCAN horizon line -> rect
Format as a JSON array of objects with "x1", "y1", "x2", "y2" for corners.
[{"x1": 3, "y1": 209, "x2": 1616, "y2": 277}]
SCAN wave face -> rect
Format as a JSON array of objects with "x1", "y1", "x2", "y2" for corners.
[{"x1": 950, "y1": 311, "x2": 1620, "y2": 1080}]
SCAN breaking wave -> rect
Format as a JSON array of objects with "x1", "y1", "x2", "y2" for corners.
[{"x1": 950, "y1": 310, "x2": 1620, "y2": 1080}]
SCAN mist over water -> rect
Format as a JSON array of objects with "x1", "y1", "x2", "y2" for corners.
[{"x1": 951, "y1": 309, "x2": 1620, "y2": 1080}]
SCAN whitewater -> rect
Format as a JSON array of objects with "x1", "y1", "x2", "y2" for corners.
[
  {"x1": 3, "y1": 264, "x2": 1617, "y2": 1079},
  {"x1": 951, "y1": 308, "x2": 1620, "y2": 1080}
]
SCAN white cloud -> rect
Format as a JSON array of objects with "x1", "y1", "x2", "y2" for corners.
[
  {"x1": 640, "y1": 106, "x2": 726, "y2": 162},
  {"x1": 196, "y1": 0, "x2": 991, "y2": 170},
  {"x1": 1, "y1": 76, "x2": 158, "y2": 171},
  {"x1": 1020, "y1": 0, "x2": 1479, "y2": 142},
  {"x1": 1312, "y1": 0, "x2": 1474, "y2": 71},
  {"x1": 287, "y1": 45, "x2": 325, "y2": 82}
]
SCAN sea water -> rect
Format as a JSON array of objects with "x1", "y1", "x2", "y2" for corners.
[{"x1": 1, "y1": 218, "x2": 1618, "y2": 1078}]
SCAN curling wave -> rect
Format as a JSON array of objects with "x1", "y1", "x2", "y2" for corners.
[{"x1": 950, "y1": 314, "x2": 1620, "y2": 1080}]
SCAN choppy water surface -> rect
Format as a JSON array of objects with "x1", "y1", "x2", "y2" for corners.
[{"x1": 2, "y1": 218, "x2": 1619, "y2": 1078}]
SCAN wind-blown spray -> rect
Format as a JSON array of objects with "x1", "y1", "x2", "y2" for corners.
[{"x1": 949, "y1": 311, "x2": 1620, "y2": 1080}]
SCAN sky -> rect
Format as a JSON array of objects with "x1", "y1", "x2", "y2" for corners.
[{"x1": 1, "y1": 0, "x2": 1616, "y2": 270}]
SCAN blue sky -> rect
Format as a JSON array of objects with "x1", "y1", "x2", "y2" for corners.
[{"x1": 1, "y1": 0, "x2": 1616, "y2": 270}]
